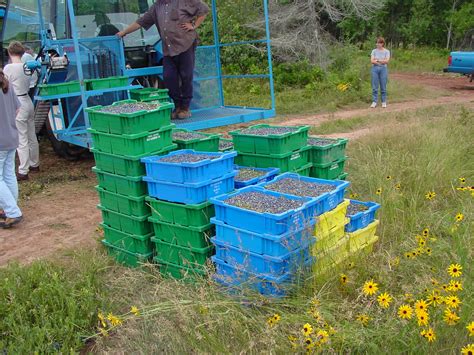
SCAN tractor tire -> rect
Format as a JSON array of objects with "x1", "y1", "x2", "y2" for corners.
[{"x1": 45, "y1": 110, "x2": 88, "y2": 161}]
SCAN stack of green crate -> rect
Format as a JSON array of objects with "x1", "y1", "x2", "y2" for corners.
[
  {"x1": 86, "y1": 99, "x2": 177, "y2": 267},
  {"x1": 230, "y1": 124, "x2": 312, "y2": 175},
  {"x1": 146, "y1": 197, "x2": 215, "y2": 279},
  {"x1": 307, "y1": 136, "x2": 348, "y2": 180}
]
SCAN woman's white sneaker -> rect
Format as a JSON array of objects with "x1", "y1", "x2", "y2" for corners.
[
  {"x1": 370, "y1": 102, "x2": 377, "y2": 108},
  {"x1": 382, "y1": 102, "x2": 387, "y2": 108}
]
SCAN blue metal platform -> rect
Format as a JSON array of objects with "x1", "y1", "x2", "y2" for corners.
[{"x1": 174, "y1": 106, "x2": 275, "y2": 130}]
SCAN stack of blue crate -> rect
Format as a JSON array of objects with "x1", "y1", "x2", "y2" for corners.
[
  {"x1": 140, "y1": 149, "x2": 237, "y2": 278},
  {"x1": 210, "y1": 186, "x2": 318, "y2": 297}
]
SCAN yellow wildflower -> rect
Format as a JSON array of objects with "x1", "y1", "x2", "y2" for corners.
[
  {"x1": 362, "y1": 280, "x2": 379, "y2": 296},
  {"x1": 98, "y1": 311, "x2": 107, "y2": 328},
  {"x1": 425, "y1": 191, "x2": 436, "y2": 200},
  {"x1": 421, "y1": 327, "x2": 436, "y2": 342},
  {"x1": 377, "y1": 292, "x2": 393, "y2": 308},
  {"x1": 459, "y1": 177, "x2": 466, "y2": 184},
  {"x1": 461, "y1": 344, "x2": 474, "y2": 355},
  {"x1": 445, "y1": 295, "x2": 461, "y2": 309},
  {"x1": 427, "y1": 291, "x2": 443, "y2": 306},
  {"x1": 467, "y1": 322, "x2": 474, "y2": 336},
  {"x1": 356, "y1": 314, "x2": 370, "y2": 326},
  {"x1": 302, "y1": 323, "x2": 313, "y2": 336},
  {"x1": 415, "y1": 300, "x2": 429, "y2": 314},
  {"x1": 447, "y1": 263, "x2": 463, "y2": 278},
  {"x1": 398, "y1": 305, "x2": 413, "y2": 320},
  {"x1": 386, "y1": 175, "x2": 392, "y2": 181},
  {"x1": 130, "y1": 306, "x2": 140, "y2": 316},
  {"x1": 444, "y1": 309, "x2": 460, "y2": 325},
  {"x1": 448, "y1": 280, "x2": 463, "y2": 292},
  {"x1": 340, "y1": 274, "x2": 348, "y2": 285},
  {"x1": 455, "y1": 213, "x2": 464, "y2": 222},
  {"x1": 417, "y1": 311, "x2": 429, "y2": 327},
  {"x1": 376, "y1": 188, "x2": 382, "y2": 195},
  {"x1": 316, "y1": 329, "x2": 329, "y2": 344},
  {"x1": 422, "y1": 228, "x2": 429, "y2": 237}
]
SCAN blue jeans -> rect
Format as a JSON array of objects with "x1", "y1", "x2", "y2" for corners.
[
  {"x1": 371, "y1": 65, "x2": 388, "y2": 103},
  {"x1": 0, "y1": 150, "x2": 22, "y2": 218}
]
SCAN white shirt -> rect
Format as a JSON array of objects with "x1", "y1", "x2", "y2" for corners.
[
  {"x1": 3, "y1": 63, "x2": 31, "y2": 96},
  {"x1": 21, "y1": 53, "x2": 38, "y2": 89}
]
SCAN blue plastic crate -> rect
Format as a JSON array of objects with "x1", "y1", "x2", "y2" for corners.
[
  {"x1": 211, "y1": 217, "x2": 315, "y2": 257},
  {"x1": 345, "y1": 200, "x2": 381, "y2": 232},
  {"x1": 212, "y1": 237, "x2": 313, "y2": 276},
  {"x1": 212, "y1": 256, "x2": 313, "y2": 297},
  {"x1": 258, "y1": 173, "x2": 350, "y2": 216},
  {"x1": 144, "y1": 171, "x2": 236, "y2": 204},
  {"x1": 141, "y1": 149, "x2": 237, "y2": 184},
  {"x1": 210, "y1": 186, "x2": 317, "y2": 235},
  {"x1": 234, "y1": 165, "x2": 280, "y2": 189}
]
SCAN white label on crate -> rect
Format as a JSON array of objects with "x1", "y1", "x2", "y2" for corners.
[
  {"x1": 211, "y1": 181, "x2": 223, "y2": 194},
  {"x1": 290, "y1": 153, "x2": 300, "y2": 161},
  {"x1": 147, "y1": 133, "x2": 161, "y2": 142}
]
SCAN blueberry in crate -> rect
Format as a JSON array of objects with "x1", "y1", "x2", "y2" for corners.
[
  {"x1": 212, "y1": 237, "x2": 314, "y2": 276},
  {"x1": 210, "y1": 186, "x2": 317, "y2": 235},
  {"x1": 307, "y1": 136, "x2": 348, "y2": 164},
  {"x1": 211, "y1": 217, "x2": 315, "y2": 257},
  {"x1": 230, "y1": 124, "x2": 309, "y2": 155},
  {"x1": 141, "y1": 149, "x2": 237, "y2": 184},
  {"x1": 144, "y1": 171, "x2": 237, "y2": 205},
  {"x1": 345, "y1": 200, "x2": 381, "y2": 232},
  {"x1": 212, "y1": 256, "x2": 314, "y2": 297},
  {"x1": 234, "y1": 166, "x2": 280, "y2": 189},
  {"x1": 172, "y1": 128, "x2": 220, "y2": 152},
  {"x1": 258, "y1": 173, "x2": 350, "y2": 216},
  {"x1": 86, "y1": 99, "x2": 174, "y2": 135},
  {"x1": 219, "y1": 138, "x2": 234, "y2": 152}
]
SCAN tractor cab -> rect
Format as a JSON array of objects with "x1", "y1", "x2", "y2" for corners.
[{"x1": 0, "y1": 0, "x2": 275, "y2": 159}]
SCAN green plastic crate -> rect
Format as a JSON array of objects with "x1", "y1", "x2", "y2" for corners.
[
  {"x1": 89, "y1": 124, "x2": 174, "y2": 156},
  {"x1": 85, "y1": 76, "x2": 128, "y2": 91},
  {"x1": 102, "y1": 223, "x2": 153, "y2": 254},
  {"x1": 145, "y1": 197, "x2": 214, "y2": 227},
  {"x1": 338, "y1": 172, "x2": 349, "y2": 180},
  {"x1": 99, "y1": 205, "x2": 152, "y2": 235},
  {"x1": 152, "y1": 237, "x2": 213, "y2": 270},
  {"x1": 91, "y1": 144, "x2": 177, "y2": 177},
  {"x1": 149, "y1": 217, "x2": 213, "y2": 248},
  {"x1": 154, "y1": 257, "x2": 207, "y2": 279},
  {"x1": 172, "y1": 128, "x2": 220, "y2": 152},
  {"x1": 310, "y1": 156, "x2": 347, "y2": 180},
  {"x1": 102, "y1": 240, "x2": 153, "y2": 268},
  {"x1": 86, "y1": 99, "x2": 174, "y2": 135},
  {"x1": 307, "y1": 137, "x2": 348, "y2": 165},
  {"x1": 93, "y1": 167, "x2": 148, "y2": 197},
  {"x1": 96, "y1": 186, "x2": 150, "y2": 217},
  {"x1": 235, "y1": 146, "x2": 310, "y2": 173},
  {"x1": 130, "y1": 88, "x2": 170, "y2": 102},
  {"x1": 294, "y1": 162, "x2": 312, "y2": 176},
  {"x1": 230, "y1": 124, "x2": 309, "y2": 155},
  {"x1": 38, "y1": 81, "x2": 81, "y2": 96}
]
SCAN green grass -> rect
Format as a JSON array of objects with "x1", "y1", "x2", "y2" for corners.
[
  {"x1": 389, "y1": 48, "x2": 450, "y2": 73},
  {"x1": 1, "y1": 99, "x2": 471, "y2": 352},
  {"x1": 93, "y1": 105, "x2": 473, "y2": 353}
]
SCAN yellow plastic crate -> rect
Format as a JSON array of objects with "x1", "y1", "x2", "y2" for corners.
[
  {"x1": 347, "y1": 220, "x2": 380, "y2": 252},
  {"x1": 312, "y1": 237, "x2": 350, "y2": 271},
  {"x1": 313, "y1": 234, "x2": 379, "y2": 277},
  {"x1": 314, "y1": 199, "x2": 350, "y2": 238},
  {"x1": 312, "y1": 224, "x2": 345, "y2": 255}
]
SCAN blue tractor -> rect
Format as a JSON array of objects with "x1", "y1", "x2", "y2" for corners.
[{"x1": 0, "y1": 0, "x2": 275, "y2": 159}]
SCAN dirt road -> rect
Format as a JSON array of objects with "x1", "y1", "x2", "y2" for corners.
[{"x1": 1, "y1": 72, "x2": 472, "y2": 266}]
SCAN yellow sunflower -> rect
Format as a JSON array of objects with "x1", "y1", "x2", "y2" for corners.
[
  {"x1": 377, "y1": 292, "x2": 393, "y2": 308},
  {"x1": 443, "y1": 309, "x2": 460, "y2": 325},
  {"x1": 362, "y1": 280, "x2": 379, "y2": 296},
  {"x1": 467, "y1": 322, "x2": 474, "y2": 336},
  {"x1": 445, "y1": 295, "x2": 462, "y2": 309},
  {"x1": 386, "y1": 175, "x2": 392, "y2": 180},
  {"x1": 427, "y1": 292, "x2": 443, "y2": 306},
  {"x1": 317, "y1": 329, "x2": 329, "y2": 344},
  {"x1": 425, "y1": 191, "x2": 436, "y2": 200},
  {"x1": 356, "y1": 314, "x2": 370, "y2": 326},
  {"x1": 448, "y1": 280, "x2": 463, "y2": 292},
  {"x1": 461, "y1": 344, "x2": 474, "y2": 355},
  {"x1": 422, "y1": 228, "x2": 429, "y2": 237},
  {"x1": 398, "y1": 305, "x2": 413, "y2": 320},
  {"x1": 376, "y1": 188, "x2": 383, "y2": 195},
  {"x1": 459, "y1": 177, "x2": 466, "y2": 184},
  {"x1": 417, "y1": 311, "x2": 429, "y2": 327},
  {"x1": 302, "y1": 323, "x2": 313, "y2": 336},
  {"x1": 447, "y1": 263, "x2": 463, "y2": 277},
  {"x1": 415, "y1": 299, "x2": 429, "y2": 314},
  {"x1": 455, "y1": 213, "x2": 464, "y2": 222},
  {"x1": 421, "y1": 327, "x2": 436, "y2": 342},
  {"x1": 340, "y1": 274, "x2": 348, "y2": 285},
  {"x1": 395, "y1": 183, "x2": 401, "y2": 190}
]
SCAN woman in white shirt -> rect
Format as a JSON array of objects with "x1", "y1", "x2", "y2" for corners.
[
  {"x1": 370, "y1": 37, "x2": 390, "y2": 108},
  {"x1": 3, "y1": 41, "x2": 40, "y2": 181}
]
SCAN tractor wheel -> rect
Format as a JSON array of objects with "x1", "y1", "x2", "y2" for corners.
[{"x1": 45, "y1": 108, "x2": 88, "y2": 161}]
